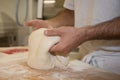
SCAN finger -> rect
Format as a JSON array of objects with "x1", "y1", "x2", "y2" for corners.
[
  {"x1": 24, "y1": 19, "x2": 40, "y2": 27},
  {"x1": 50, "y1": 43, "x2": 69, "y2": 56},
  {"x1": 44, "y1": 29, "x2": 61, "y2": 36},
  {"x1": 50, "y1": 46, "x2": 68, "y2": 56},
  {"x1": 50, "y1": 44, "x2": 62, "y2": 55}
]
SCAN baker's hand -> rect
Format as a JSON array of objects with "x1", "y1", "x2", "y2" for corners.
[
  {"x1": 44, "y1": 27, "x2": 87, "y2": 55},
  {"x1": 24, "y1": 19, "x2": 52, "y2": 30}
]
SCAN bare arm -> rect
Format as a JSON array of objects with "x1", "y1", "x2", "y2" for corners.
[
  {"x1": 46, "y1": 8, "x2": 74, "y2": 28},
  {"x1": 84, "y1": 17, "x2": 120, "y2": 41},
  {"x1": 45, "y1": 17, "x2": 120, "y2": 54},
  {"x1": 25, "y1": 8, "x2": 74, "y2": 29}
]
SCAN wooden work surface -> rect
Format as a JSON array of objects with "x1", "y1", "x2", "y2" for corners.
[{"x1": 0, "y1": 47, "x2": 119, "y2": 80}]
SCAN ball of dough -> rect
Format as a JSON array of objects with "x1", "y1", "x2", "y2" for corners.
[{"x1": 27, "y1": 28, "x2": 69, "y2": 70}]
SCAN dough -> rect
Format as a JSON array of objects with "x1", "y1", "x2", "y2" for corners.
[{"x1": 27, "y1": 28, "x2": 69, "y2": 70}]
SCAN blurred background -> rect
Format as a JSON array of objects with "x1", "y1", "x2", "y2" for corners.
[{"x1": 0, "y1": 0, "x2": 65, "y2": 47}]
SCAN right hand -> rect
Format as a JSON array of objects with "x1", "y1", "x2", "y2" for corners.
[
  {"x1": 44, "y1": 27, "x2": 88, "y2": 55},
  {"x1": 24, "y1": 19, "x2": 52, "y2": 30}
]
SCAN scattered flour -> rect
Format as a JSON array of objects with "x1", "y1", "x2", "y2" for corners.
[
  {"x1": 52, "y1": 72, "x2": 67, "y2": 80},
  {"x1": 68, "y1": 60, "x2": 91, "y2": 72}
]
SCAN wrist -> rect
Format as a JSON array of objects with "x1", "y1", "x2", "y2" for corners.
[
  {"x1": 44, "y1": 20, "x2": 53, "y2": 28},
  {"x1": 77, "y1": 26, "x2": 95, "y2": 42},
  {"x1": 45, "y1": 20, "x2": 60, "y2": 28},
  {"x1": 85, "y1": 27, "x2": 95, "y2": 41}
]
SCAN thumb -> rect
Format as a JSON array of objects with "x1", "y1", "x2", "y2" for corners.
[{"x1": 44, "y1": 29, "x2": 60, "y2": 36}]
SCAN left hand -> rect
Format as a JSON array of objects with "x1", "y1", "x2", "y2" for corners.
[{"x1": 44, "y1": 27, "x2": 87, "y2": 55}]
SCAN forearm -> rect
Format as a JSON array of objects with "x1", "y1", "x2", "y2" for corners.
[
  {"x1": 45, "y1": 8, "x2": 74, "y2": 28},
  {"x1": 82, "y1": 17, "x2": 120, "y2": 41}
]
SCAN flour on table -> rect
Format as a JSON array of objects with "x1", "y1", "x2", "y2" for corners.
[
  {"x1": 68, "y1": 60, "x2": 92, "y2": 72},
  {"x1": 0, "y1": 52, "x2": 91, "y2": 80},
  {"x1": 52, "y1": 72, "x2": 67, "y2": 80}
]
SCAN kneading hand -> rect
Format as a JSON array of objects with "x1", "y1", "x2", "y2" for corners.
[
  {"x1": 24, "y1": 19, "x2": 52, "y2": 30},
  {"x1": 44, "y1": 27, "x2": 88, "y2": 55}
]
